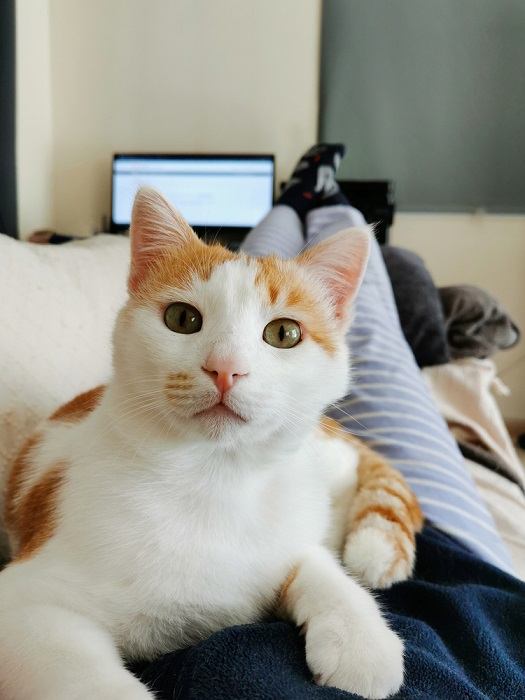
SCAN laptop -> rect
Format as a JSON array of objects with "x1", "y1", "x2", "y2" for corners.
[{"x1": 111, "y1": 153, "x2": 275, "y2": 246}]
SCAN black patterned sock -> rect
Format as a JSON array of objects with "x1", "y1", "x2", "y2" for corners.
[{"x1": 277, "y1": 143, "x2": 347, "y2": 220}]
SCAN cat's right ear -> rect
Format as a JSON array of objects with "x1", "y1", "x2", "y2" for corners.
[
  {"x1": 297, "y1": 227, "x2": 371, "y2": 327},
  {"x1": 128, "y1": 187, "x2": 198, "y2": 292}
]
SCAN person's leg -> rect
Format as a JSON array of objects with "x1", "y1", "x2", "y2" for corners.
[
  {"x1": 305, "y1": 204, "x2": 514, "y2": 573},
  {"x1": 278, "y1": 143, "x2": 348, "y2": 219},
  {"x1": 241, "y1": 141, "x2": 512, "y2": 570},
  {"x1": 241, "y1": 143, "x2": 348, "y2": 259},
  {"x1": 240, "y1": 205, "x2": 304, "y2": 259}
]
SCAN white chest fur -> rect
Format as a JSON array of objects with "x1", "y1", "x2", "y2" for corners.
[{"x1": 46, "y1": 422, "x2": 353, "y2": 660}]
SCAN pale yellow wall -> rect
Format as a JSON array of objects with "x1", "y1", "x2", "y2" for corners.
[
  {"x1": 15, "y1": 0, "x2": 54, "y2": 235},
  {"x1": 392, "y1": 213, "x2": 525, "y2": 419},
  {"x1": 24, "y1": 0, "x2": 321, "y2": 237},
  {"x1": 15, "y1": 1, "x2": 524, "y2": 420}
]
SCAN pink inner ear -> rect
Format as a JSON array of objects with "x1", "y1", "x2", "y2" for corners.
[
  {"x1": 298, "y1": 227, "x2": 371, "y2": 323},
  {"x1": 128, "y1": 187, "x2": 197, "y2": 292},
  {"x1": 128, "y1": 250, "x2": 154, "y2": 295}
]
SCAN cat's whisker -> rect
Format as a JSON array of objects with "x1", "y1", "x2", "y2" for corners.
[
  {"x1": 327, "y1": 403, "x2": 368, "y2": 431},
  {"x1": 79, "y1": 402, "x2": 167, "y2": 456}
]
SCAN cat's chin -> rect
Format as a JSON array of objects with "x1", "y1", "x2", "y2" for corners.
[
  {"x1": 194, "y1": 403, "x2": 247, "y2": 423},
  {"x1": 192, "y1": 403, "x2": 248, "y2": 437}
]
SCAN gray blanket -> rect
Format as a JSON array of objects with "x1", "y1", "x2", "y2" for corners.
[{"x1": 439, "y1": 285, "x2": 520, "y2": 359}]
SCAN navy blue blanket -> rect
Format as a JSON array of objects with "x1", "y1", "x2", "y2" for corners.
[{"x1": 132, "y1": 527, "x2": 525, "y2": 699}]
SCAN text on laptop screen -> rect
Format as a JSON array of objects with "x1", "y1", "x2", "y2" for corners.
[{"x1": 112, "y1": 156, "x2": 274, "y2": 228}]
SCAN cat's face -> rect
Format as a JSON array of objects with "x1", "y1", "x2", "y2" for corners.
[{"x1": 113, "y1": 188, "x2": 369, "y2": 450}]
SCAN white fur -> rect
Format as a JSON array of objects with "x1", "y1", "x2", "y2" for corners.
[
  {"x1": 0, "y1": 233, "x2": 129, "y2": 560},
  {"x1": 0, "y1": 202, "x2": 403, "y2": 698},
  {"x1": 286, "y1": 547, "x2": 404, "y2": 699}
]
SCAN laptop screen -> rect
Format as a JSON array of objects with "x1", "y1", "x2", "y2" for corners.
[{"x1": 111, "y1": 154, "x2": 274, "y2": 232}]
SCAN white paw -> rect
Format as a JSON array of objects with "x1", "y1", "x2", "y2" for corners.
[
  {"x1": 93, "y1": 686, "x2": 155, "y2": 700},
  {"x1": 66, "y1": 676, "x2": 155, "y2": 700},
  {"x1": 305, "y1": 608, "x2": 404, "y2": 699},
  {"x1": 344, "y1": 528, "x2": 413, "y2": 589}
]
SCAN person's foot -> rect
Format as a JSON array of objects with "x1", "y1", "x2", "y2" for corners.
[{"x1": 277, "y1": 143, "x2": 348, "y2": 220}]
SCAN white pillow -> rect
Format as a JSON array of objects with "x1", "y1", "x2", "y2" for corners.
[{"x1": 0, "y1": 233, "x2": 130, "y2": 558}]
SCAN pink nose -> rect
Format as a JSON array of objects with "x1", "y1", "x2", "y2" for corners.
[{"x1": 202, "y1": 357, "x2": 249, "y2": 394}]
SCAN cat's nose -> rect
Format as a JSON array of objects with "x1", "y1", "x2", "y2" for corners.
[{"x1": 202, "y1": 357, "x2": 249, "y2": 394}]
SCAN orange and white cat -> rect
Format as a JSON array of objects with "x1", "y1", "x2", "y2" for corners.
[{"x1": 0, "y1": 189, "x2": 422, "y2": 700}]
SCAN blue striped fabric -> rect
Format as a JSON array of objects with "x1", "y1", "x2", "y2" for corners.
[
  {"x1": 308, "y1": 206, "x2": 514, "y2": 574},
  {"x1": 240, "y1": 205, "x2": 305, "y2": 259},
  {"x1": 243, "y1": 204, "x2": 514, "y2": 574}
]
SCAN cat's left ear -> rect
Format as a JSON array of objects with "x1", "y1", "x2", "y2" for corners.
[
  {"x1": 298, "y1": 228, "x2": 371, "y2": 326},
  {"x1": 128, "y1": 187, "x2": 199, "y2": 292}
]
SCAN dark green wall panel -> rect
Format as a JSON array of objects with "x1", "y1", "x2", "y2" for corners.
[{"x1": 321, "y1": 0, "x2": 525, "y2": 212}]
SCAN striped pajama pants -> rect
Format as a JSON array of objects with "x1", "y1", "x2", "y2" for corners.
[{"x1": 241, "y1": 204, "x2": 513, "y2": 574}]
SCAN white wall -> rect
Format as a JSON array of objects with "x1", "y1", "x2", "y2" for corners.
[
  {"x1": 16, "y1": 0, "x2": 321, "y2": 238},
  {"x1": 15, "y1": 0, "x2": 54, "y2": 235},
  {"x1": 15, "y1": 1, "x2": 524, "y2": 419},
  {"x1": 392, "y1": 213, "x2": 525, "y2": 419}
]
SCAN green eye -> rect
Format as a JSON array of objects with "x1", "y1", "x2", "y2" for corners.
[
  {"x1": 263, "y1": 319, "x2": 302, "y2": 349},
  {"x1": 164, "y1": 303, "x2": 202, "y2": 334}
]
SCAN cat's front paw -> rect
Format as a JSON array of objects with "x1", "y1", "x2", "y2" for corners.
[
  {"x1": 69, "y1": 677, "x2": 155, "y2": 700},
  {"x1": 343, "y1": 528, "x2": 414, "y2": 589},
  {"x1": 94, "y1": 687, "x2": 155, "y2": 700},
  {"x1": 305, "y1": 608, "x2": 404, "y2": 699}
]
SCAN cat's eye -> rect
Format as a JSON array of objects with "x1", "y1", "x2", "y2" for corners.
[
  {"x1": 164, "y1": 303, "x2": 203, "y2": 334},
  {"x1": 263, "y1": 319, "x2": 302, "y2": 349}
]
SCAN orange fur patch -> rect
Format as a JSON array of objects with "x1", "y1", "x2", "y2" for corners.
[
  {"x1": 6, "y1": 431, "x2": 67, "y2": 560},
  {"x1": 320, "y1": 416, "x2": 423, "y2": 529},
  {"x1": 255, "y1": 256, "x2": 337, "y2": 355},
  {"x1": 166, "y1": 372, "x2": 194, "y2": 397},
  {"x1": 366, "y1": 468, "x2": 421, "y2": 529},
  {"x1": 319, "y1": 413, "x2": 423, "y2": 582},
  {"x1": 319, "y1": 415, "x2": 347, "y2": 440},
  {"x1": 382, "y1": 529, "x2": 413, "y2": 582},
  {"x1": 131, "y1": 239, "x2": 235, "y2": 303},
  {"x1": 353, "y1": 503, "x2": 414, "y2": 544},
  {"x1": 359, "y1": 477, "x2": 423, "y2": 532},
  {"x1": 278, "y1": 565, "x2": 299, "y2": 612},
  {"x1": 131, "y1": 236, "x2": 338, "y2": 355},
  {"x1": 255, "y1": 257, "x2": 285, "y2": 306},
  {"x1": 50, "y1": 385, "x2": 106, "y2": 423},
  {"x1": 307, "y1": 329, "x2": 336, "y2": 355},
  {"x1": 5, "y1": 387, "x2": 104, "y2": 558},
  {"x1": 4, "y1": 433, "x2": 42, "y2": 535},
  {"x1": 354, "y1": 452, "x2": 423, "y2": 535},
  {"x1": 168, "y1": 371, "x2": 189, "y2": 381},
  {"x1": 166, "y1": 371, "x2": 192, "y2": 386},
  {"x1": 286, "y1": 287, "x2": 303, "y2": 308},
  {"x1": 14, "y1": 463, "x2": 66, "y2": 560}
]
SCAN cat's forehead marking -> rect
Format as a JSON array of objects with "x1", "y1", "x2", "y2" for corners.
[
  {"x1": 254, "y1": 256, "x2": 337, "y2": 355},
  {"x1": 133, "y1": 240, "x2": 236, "y2": 301},
  {"x1": 134, "y1": 241, "x2": 337, "y2": 355},
  {"x1": 255, "y1": 256, "x2": 284, "y2": 306},
  {"x1": 254, "y1": 256, "x2": 316, "y2": 312}
]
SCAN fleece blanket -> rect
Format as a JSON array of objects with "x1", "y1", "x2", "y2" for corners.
[{"x1": 131, "y1": 526, "x2": 525, "y2": 699}]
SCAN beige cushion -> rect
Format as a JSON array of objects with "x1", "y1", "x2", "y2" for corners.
[
  {"x1": 0, "y1": 233, "x2": 129, "y2": 557},
  {"x1": 467, "y1": 460, "x2": 525, "y2": 580}
]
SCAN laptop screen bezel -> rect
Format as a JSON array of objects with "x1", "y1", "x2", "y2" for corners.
[{"x1": 110, "y1": 153, "x2": 275, "y2": 244}]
